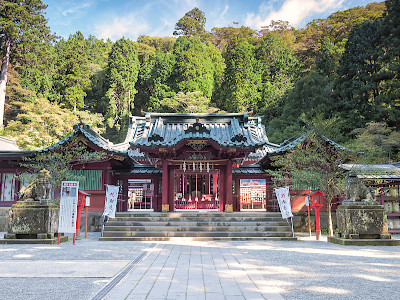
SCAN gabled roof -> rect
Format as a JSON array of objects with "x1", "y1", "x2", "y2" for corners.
[
  {"x1": 258, "y1": 129, "x2": 353, "y2": 166},
  {"x1": 39, "y1": 123, "x2": 134, "y2": 156},
  {"x1": 265, "y1": 130, "x2": 350, "y2": 157},
  {"x1": 246, "y1": 143, "x2": 281, "y2": 161},
  {"x1": 130, "y1": 112, "x2": 273, "y2": 149},
  {"x1": 233, "y1": 162, "x2": 265, "y2": 174},
  {"x1": 340, "y1": 163, "x2": 400, "y2": 180}
]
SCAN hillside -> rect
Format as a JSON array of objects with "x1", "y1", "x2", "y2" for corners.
[{"x1": 1, "y1": 1, "x2": 398, "y2": 162}]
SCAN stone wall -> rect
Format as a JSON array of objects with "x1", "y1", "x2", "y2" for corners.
[
  {"x1": 1, "y1": 207, "x2": 103, "y2": 233},
  {"x1": 0, "y1": 207, "x2": 10, "y2": 232},
  {"x1": 293, "y1": 211, "x2": 337, "y2": 233}
]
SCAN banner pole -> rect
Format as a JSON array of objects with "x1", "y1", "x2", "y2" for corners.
[
  {"x1": 291, "y1": 217, "x2": 295, "y2": 237},
  {"x1": 57, "y1": 233, "x2": 61, "y2": 245},
  {"x1": 85, "y1": 206, "x2": 88, "y2": 239},
  {"x1": 73, "y1": 233, "x2": 76, "y2": 245},
  {"x1": 307, "y1": 205, "x2": 312, "y2": 237}
]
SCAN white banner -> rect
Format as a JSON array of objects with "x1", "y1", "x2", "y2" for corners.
[
  {"x1": 58, "y1": 181, "x2": 79, "y2": 233},
  {"x1": 103, "y1": 185, "x2": 119, "y2": 218},
  {"x1": 275, "y1": 186, "x2": 293, "y2": 219}
]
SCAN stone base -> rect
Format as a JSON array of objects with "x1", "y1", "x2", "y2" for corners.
[
  {"x1": 1, "y1": 201, "x2": 62, "y2": 244},
  {"x1": 336, "y1": 204, "x2": 389, "y2": 238},
  {"x1": 162, "y1": 204, "x2": 169, "y2": 212},
  {"x1": 331, "y1": 203, "x2": 396, "y2": 245},
  {"x1": 328, "y1": 236, "x2": 400, "y2": 246},
  {"x1": 225, "y1": 204, "x2": 233, "y2": 212},
  {"x1": 0, "y1": 237, "x2": 68, "y2": 244},
  {"x1": 8, "y1": 201, "x2": 59, "y2": 235},
  {"x1": 0, "y1": 233, "x2": 68, "y2": 244}
]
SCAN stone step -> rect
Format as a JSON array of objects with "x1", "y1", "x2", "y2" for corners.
[
  {"x1": 99, "y1": 236, "x2": 297, "y2": 241},
  {"x1": 110, "y1": 217, "x2": 285, "y2": 222},
  {"x1": 103, "y1": 225, "x2": 290, "y2": 232},
  {"x1": 105, "y1": 221, "x2": 289, "y2": 227},
  {"x1": 101, "y1": 212, "x2": 293, "y2": 241},
  {"x1": 101, "y1": 231, "x2": 293, "y2": 238}
]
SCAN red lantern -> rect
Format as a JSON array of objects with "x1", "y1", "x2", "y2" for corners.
[{"x1": 309, "y1": 190, "x2": 326, "y2": 240}]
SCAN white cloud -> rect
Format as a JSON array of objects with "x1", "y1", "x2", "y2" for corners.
[
  {"x1": 94, "y1": 14, "x2": 150, "y2": 41},
  {"x1": 245, "y1": 0, "x2": 345, "y2": 29},
  {"x1": 221, "y1": 4, "x2": 229, "y2": 18},
  {"x1": 208, "y1": 4, "x2": 230, "y2": 29},
  {"x1": 61, "y1": 1, "x2": 93, "y2": 16}
]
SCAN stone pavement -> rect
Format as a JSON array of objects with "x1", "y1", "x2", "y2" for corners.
[
  {"x1": 0, "y1": 232, "x2": 400, "y2": 300},
  {"x1": 104, "y1": 241, "x2": 283, "y2": 300}
]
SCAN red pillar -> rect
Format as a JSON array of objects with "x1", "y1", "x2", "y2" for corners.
[
  {"x1": 234, "y1": 177, "x2": 240, "y2": 212},
  {"x1": 315, "y1": 206, "x2": 321, "y2": 240},
  {"x1": 162, "y1": 159, "x2": 169, "y2": 211},
  {"x1": 169, "y1": 167, "x2": 175, "y2": 211},
  {"x1": 225, "y1": 160, "x2": 233, "y2": 212},
  {"x1": 123, "y1": 178, "x2": 128, "y2": 212},
  {"x1": 213, "y1": 172, "x2": 218, "y2": 195},
  {"x1": 219, "y1": 168, "x2": 224, "y2": 211},
  {"x1": 76, "y1": 207, "x2": 82, "y2": 236}
]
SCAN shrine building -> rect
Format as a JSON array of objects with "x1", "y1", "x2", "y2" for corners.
[{"x1": 0, "y1": 112, "x2": 282, "y2": 213}]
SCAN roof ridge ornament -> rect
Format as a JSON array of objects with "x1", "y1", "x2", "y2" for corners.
[
  {"x1": 231, "y1": 133, "x2": 247, "y2": 142},
  {"x1": 184, "y1": 118, "x2": 210, "y2": 134},
  {"x1": 148, "y1": 133, "x2": 164, "y2": 142},
  {"x1": 73, "y1": 122, "x2": 91, "y2": 131}
]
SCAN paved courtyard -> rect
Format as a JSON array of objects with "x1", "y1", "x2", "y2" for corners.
[{"x1": 0, "y1": 233, "x2": 399, "y2": 300}]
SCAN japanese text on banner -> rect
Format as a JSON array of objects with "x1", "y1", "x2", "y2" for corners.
[
  {"x1": 103, "y1": 185, "x2": 119, "y2": 218},
  {"x1": 275, "y1": 186, "x2": 293, "y2": 219}
]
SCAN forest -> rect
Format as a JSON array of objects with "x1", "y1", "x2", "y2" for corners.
[{"x1": 0, "y1": 0, "x2": 399, "y2": 163}]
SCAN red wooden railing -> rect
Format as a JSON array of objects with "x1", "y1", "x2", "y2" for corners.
[{"x1": 175, "y1": 195, "x2": 220, "y2": 210}]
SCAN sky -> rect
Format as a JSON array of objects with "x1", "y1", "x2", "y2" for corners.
[{"x1": 44, "y1": 0, "x2": 383, "y2": 41}]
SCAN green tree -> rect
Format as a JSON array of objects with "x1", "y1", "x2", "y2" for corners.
[
  {"x1": 160, "y1": 91, "x2": 219, "y2": 113},
  {"x1": 350, "y1": 122, "x2": 400, "y2": 163},
  {"x1": 377, "y1": 0, "x2": 400, "y2": 126},
  {"x1": 334, "y1": 19, "x2": 384, "y2": 132},
  {"x1": 84, "y1": 37, "x2": 112, "y2": 113},
  {"x1": 173, "y1": 7, "x2": 210, "y2": 41},
  {"x1": 135, "y1": 36, "x2": 176, "y2": 63},
  {"x1": 54, "y1": 31, "x2": 91, "y2": 112},
  {"x1": 315, "y1": 37, "x2": 342, "y2": 77},
  {"x1": 137, "y1": 35, "x2": 175, "y2": 53},
  {"x1": 297, "y1": 2, "x2": 385, "y2": 71},
  {"x1": 210, "y1": 26, "x2": 258, "y2": 57},
  {"x1": 4, "y1": 93, "x2": 105, "y2": 150},
  {"x1": 269, "y1": 130, "x2": 351, "y2": 236},
  {"x1": 267, "y1": 72, "x2": 335, "y2": 143},
  {"x1": 259, "y1": 20, "x2": 297, "y2": 50},
  {"x1": 223, "y1": 41, "x2": 261, "y2": 112},
  {"x1": 136, "y1": 51, "x2": 176, "y2": 113},
  {"x1": 257, "y1": 33, "x2": 300, "y2": 116},
  {"x1": 206, "y1": 42, "x2": 226, "y2": 108},
  {"x1": 104, "y1": 37, "x2": 139, "y2": 131},
  {"x1": 0, "y1": 0, "x2": 52, "y2": 129},
  {"x1": 173, "y1": 37, "x2": 214, "y2": 98}
]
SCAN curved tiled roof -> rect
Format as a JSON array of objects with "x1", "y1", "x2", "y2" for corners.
[
  {"x1": 38, "y1": 123, "x2": 135, "y2": 156},
  {"x1": 130, "y1": 112, "x2": 272, "y2": 149},
  {"x1": 265, "y1": 129, "x2": 350, "y2": 157}
]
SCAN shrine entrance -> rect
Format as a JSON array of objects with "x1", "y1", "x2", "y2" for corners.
[{"x1": 174, "y1": 170, "x2": 220, "y2": 210}]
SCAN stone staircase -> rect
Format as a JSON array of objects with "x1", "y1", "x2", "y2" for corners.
[{"x1": 99, "y1": 211, "x2": 297, "y2": 241}]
